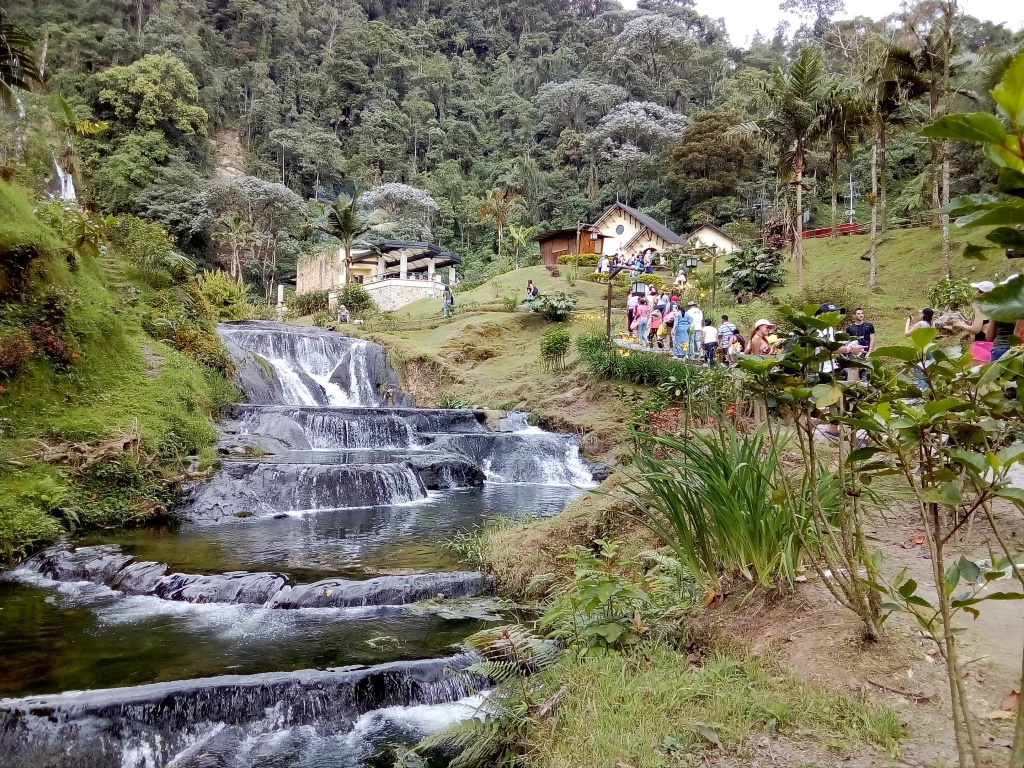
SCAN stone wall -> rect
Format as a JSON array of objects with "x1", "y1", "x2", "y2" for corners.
[
  {"x1": 364, "y1": 279, "x2": 444, "y2": 312},
  {"x1": 297, "y1": 252, "x2": 336, "y2": 295}
]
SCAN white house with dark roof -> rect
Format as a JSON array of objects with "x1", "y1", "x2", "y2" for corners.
[
  {"x1": 591, "y1": 201, "x2": 684, "y2": 257},
  {"x1": 686, "y1": 223, "x2": 742, "y2": 254}
]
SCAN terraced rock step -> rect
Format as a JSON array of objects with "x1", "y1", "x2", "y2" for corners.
[
  {"x1": 21, "y1": 543, "x2": 492, "y2": 607},
  {"x1": 0, "y1": 655, "x2": 481, "y2": 768}
]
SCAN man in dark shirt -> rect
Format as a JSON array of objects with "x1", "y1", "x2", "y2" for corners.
[{"x1": 845, "y1": 307, "x2": 875, "y2": 382}]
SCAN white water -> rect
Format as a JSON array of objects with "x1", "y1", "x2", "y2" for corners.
[{"x1": 54, "y1": 159, "x2": 76, "y2": 200}]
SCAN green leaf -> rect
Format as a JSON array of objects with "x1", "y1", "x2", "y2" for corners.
[
  {"x1": 847, "y1": 447, "x2": 884, "y2": 464},
  {"x1": 694, "y1": 722, "x2": 722, "y2": 748},
  {"x1": 975, "y1": 273, "x2": 1024, "y2": 323},
  {"x1": 918, "y1": 112, "x2": 1008, "y2": 144},
  {"x1": 957, "y1": 196, "x2": 1024, "y2": 227},
  {"x1": 996, "y1": 487, "x2": 1024, "y2": 506},
  {"x1": 910, "y1": 326, "x2": 938, "y2": 351},
  {"x1": 897, "y1": 578, "x2": 919, "y2": 598},
  {"x1": 923, "y1": 397, "x2": 966, "y2": 416},
  {"x1": 595, "y1": 581, "x2": 619, "y2": 603},
  {"x1": 958, "y1": 557, "x2": 981, "y2": 585},
  {"x1": 997, "y1": 167, "x2": 1024, "y2": 198},
  {"x1": 996, "y1": 443, "x2": 1024, "y2": 467},
  {"x1": 983, "y1": 141, "x2": 1024, "y2": 172},
  {"x1": 985, "y1": 228, "x2": 1024, "y2": 251},
  {"x1": 949, "y1": 448, "x2": 987, "y2": 473},
  {"x1": 870, "y1": 345, "x2": 919, "y2": 362},
  {"x1": 991, "y1": 54, "x2": 1024, "y2": 130},
  {"x1": 921, "y1": 483, "x2": 963, "y2": 508},
  {"x1": 980, "y1": 591, "x2": 1024, "y2": 600},
  {"x1": 944, "y1": 193, "x2": 1002, "y2": 217},
  {"x1": 810, "y1": 383, "x2": 842, "y2": 408},
  {"x1": 944, "y1": 561, "x2": 961, "y2": 594},
  {"x1": 962, "y1": 243, "x2": 994, "y2": 261}
]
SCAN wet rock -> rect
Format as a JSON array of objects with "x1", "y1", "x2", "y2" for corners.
[
  {"x1": 153, "y1": 571, "x2": 289, "y2": 605},
  {"x1": 219, "y1": 333, "x2": 284, "y2": 405},
  {"x1": 176, "y1": 461, "x2": 428, "y2": 523},
  {"x1": 405, "y1": 453, "x2": 485, "y2": 489},
  {"x1": 0, "y1": 655, "x2": 481, "y2": 768},
  {"x1": 269, "y1": 572, "x2": 492, "y2": 608}
]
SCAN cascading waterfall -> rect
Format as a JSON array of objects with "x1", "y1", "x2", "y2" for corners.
[
  {"x1": 218, "y1": 323, "x2": 383, "y2": 406},
  {"x1": 54, "y1": 159, "x2": 77, "y2": 200},
  {"x1": 0, "y1": 321, "x2": 597, "y2": 768}
]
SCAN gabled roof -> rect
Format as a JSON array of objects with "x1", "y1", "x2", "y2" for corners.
[
  {"x1": 594, "y1": 201, "x2": 684, "y2": 246},
  {"x1": 686, "y1": 223, "x2": 741, "y2": 246},
  {"x1": 532, "y1": 226, "x2": 606, "y2": 243}
]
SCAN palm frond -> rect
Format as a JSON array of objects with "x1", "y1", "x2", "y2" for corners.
[{"x1": 0, "y1": 11, "x2": 40, "y2": 110}]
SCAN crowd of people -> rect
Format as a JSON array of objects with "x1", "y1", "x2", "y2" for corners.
[
  {"x1": 595, "y1": 249, "x2": 668, "y2": 278},
  {"x1": 625, "y1": 286, "x2": 751, "y2": 367}
]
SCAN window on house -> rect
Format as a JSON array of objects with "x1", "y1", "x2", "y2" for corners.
[
  {"x1": 615, "y1": 224, "x2": 625, "y2": 235},
  {"x1": 355, "y1": 275, "x2": 363, "y2": 284}
]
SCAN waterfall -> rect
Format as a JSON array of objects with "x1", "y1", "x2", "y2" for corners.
[
  {"x1": 54, "y1": 160, "x2": 76, "y2": 200},
  {"x1": 217, "y1": 323, "x2": 385, "y2": 407}
]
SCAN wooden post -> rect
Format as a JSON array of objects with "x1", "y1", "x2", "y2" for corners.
[
  {"x1": 574, "y1": 223, "x2": 582, "y2": 282},
  {"x1": 710, "y1": 245, "x2": 718, "y2": 314},
  {"x1": 605, "y1": 265, "x2": 623, "y2": 347}
]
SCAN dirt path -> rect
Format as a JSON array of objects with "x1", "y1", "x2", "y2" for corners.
[{"x1": 705, "y1": 502, "x2": 1024, "y2": 766}]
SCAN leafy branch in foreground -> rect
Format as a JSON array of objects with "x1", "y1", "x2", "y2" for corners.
[{"x1": 407, "y1": 625, "x2": 560, "y2": 768}]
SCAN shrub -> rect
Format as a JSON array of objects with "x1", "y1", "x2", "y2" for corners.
[
  {"x1": 556, "y1": 253, "x2": 600, "y2": 267},
  {"x1": 245, "y1": 302, "x2": 276, "y2": 321},
  {"x1": 290, "y1": 290, "x2": 329, "y2": 316},
  {"x1": 928, "y1": 276, "x2": 973, "y2": 311},
  {"x1": 620, "y1": 426, "x2": 811, "y2": 591},
  {"x1": 109, "y1": 214, "x2": 195, "y2": 287},
  {"x1": 529, "y1": 291, "x2": 577, "y2": 321},
  {"x1": 582, "y1": 271, "x2": 629, "y2": 287},
  {"x1": 0, "y1": 329, "x2": 35, "y2": 376},
  {"x1": 719, "y1": 247, "x2": 785, "y2": 296},
  {"x1": 337, "y1": 282, "x2": 375, "y2": 315},
  {"x1": 312, "y1": 309, "x2": 333, "y2": 327},
  {"x1": 28, "y1": 324, "x2": 78, "y2": 366},
  {"x1": 540, "y1": 328, "x2": 571, "y2": 371},
  {"x1": 198, "y1": 270, "x2": 252, "y2": 320},
  {"x1": 788, "y1": 284, "x2": 862, "y2": 317},
  {"x1": 438, "y1": 392, "x2": 472, "y2": 408}
]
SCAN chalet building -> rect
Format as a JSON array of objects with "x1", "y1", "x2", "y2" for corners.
[
  {"x1": 592, "y1": 201, "x2": 683, "y2": 257},
  {"x1": 686, "y1": 223, "x2": 742, "y2": 254},
  {"x1": 296, "y1": 240, "x2": 460, "y2": 312},
  {"x1": 533, "y1": 225, "x2": 608, "y2": 265}
]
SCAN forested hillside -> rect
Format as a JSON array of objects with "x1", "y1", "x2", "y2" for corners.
[{"x1": 6, "y1": 0, "x2": 1020, "y2": 295}]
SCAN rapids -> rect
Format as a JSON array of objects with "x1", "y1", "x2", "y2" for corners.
[{"x1": 0, "y1": 320, "x2": 599, "y2": 767}]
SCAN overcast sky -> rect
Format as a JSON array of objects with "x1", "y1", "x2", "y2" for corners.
[{"x1": 619, "y1": 0, "x2": 1024, "y2": 47}]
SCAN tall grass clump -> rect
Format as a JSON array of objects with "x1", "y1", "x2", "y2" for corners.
[{"x1": 619, "y1": 425, "x2": 815, "y2": 592}]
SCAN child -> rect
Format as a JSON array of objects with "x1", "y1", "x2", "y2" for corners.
[
  {"x1": 631, "y1": 297, "x2": 650, "y2": 346},
  {"x1": 702, "y1": 320, "x2": 719, "y2": 366},
  {"x1": 649, "y1": 309, "x2": 663, "y2": 347}
]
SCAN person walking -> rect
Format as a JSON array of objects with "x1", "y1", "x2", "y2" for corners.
[
  {"x1": 626, "y1": 291, "x2": 640, "y2": 332},
  {"x1": 702, "y1": 320, "x2": 719, "y2": 366},
  {"x1": 685, "y1": 301, "x2": 703, "y2": 359},
  {"x1": 526, "y1": 279, "x2": 539, "y2": 300},
  {"x1": 442, "y1": 284, "x2": 454, "y2": 318},
  {"x1": 671, "y1": 305, "x2": 692, "y2": 358},
  {"x1": 844, "y1": 307, "x2": 875, "y2": 382},
  {"x1": 748, "y1": 319, "x2": 776, "y2": 425},
  {"x1": 650, "y1": 308, "x2": 665, "y2": 348},
  {"x1": 717, "y1": 314, "x2": 736, "y2": 365},
  {"x1": 632, "y1": 297, "x2": 650, "y2": 346}
]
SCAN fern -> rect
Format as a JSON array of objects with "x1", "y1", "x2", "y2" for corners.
[{"x1": 407, "y1": 625, "x2": 560, "y2": 768}]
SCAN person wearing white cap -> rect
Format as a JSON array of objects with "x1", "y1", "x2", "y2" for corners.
[
  {"x1": 953, "y1": 280, "x2": 996, "y2": 336},
  {"x1": 748, "y1": 319, "x2": 776, "y2": 356}
]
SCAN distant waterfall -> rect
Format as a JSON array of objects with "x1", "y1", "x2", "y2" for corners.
[{"x1": 54, "y1": 160, "x2": 76, "y2": 200}]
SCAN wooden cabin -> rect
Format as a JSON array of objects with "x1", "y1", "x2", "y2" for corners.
[{"x1": 533, "y1": 226, "x2": 607, "y2": 266}]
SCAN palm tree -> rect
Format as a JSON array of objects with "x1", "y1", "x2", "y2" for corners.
[
  {"x1": 306, "y1": 192, "x2": 393, "y2": 284},
  {"x1": 479, "y1": 186, "x2": 525, "y2": 275},
  {"x1": 53, "y1": 93, "x2": 107, "y2": 186},
  {"x1": 213, "y1": 214, "x2": 254, "y2": 282},
  {"x1": 729, "y1": 46, "x2": 832, "y2": 292},
  {"x1": 821, "y1": 82, "x2": 870, "y2": 238},
  {"x1": 0, "y1": 10, "x2": 40, "y2": 110}
]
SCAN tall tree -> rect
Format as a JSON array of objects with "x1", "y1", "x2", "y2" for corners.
[
  {"x1": 729, "y1": 46, "x2": 833, "y2": 291},
  {"x1": 306, "y1": 192, "x2": 393, "y2": 285},
  {"x1": 820, "y1": 83, "x2": 869, "y2": 238},
  {"x1": 478, "y1": 186, "x2": 524, "y2": 273},
  {"x1": 865, "y1": 45, "x2": 927, "y2": 287},
  {"x1": 0, "y1": 10, "x2": 40, "y2": 110}
]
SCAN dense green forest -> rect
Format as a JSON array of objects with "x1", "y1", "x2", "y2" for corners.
[{"x1": 3, "y1": 0, "x2": 1022, "y2": 293}]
